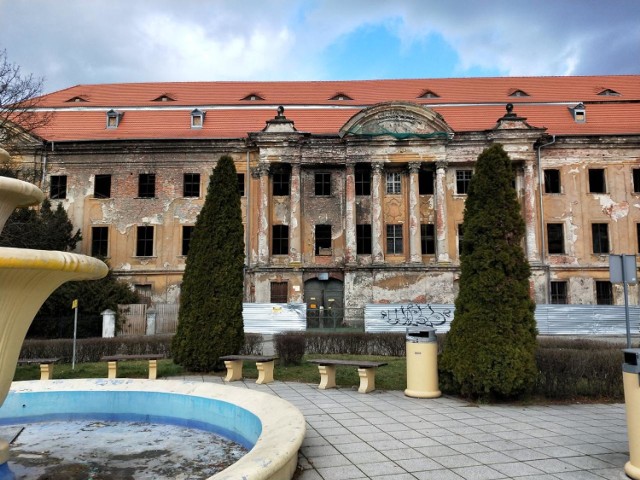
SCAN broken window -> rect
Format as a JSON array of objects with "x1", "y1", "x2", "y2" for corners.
[
  {"x1": 456, "y1": 170, "x2": 472, "y2": 194},
  {"x1": 355, "y1": 167, "x2": 370, "y2": 196},
  {"x1": 183, "y1": 173, "x2": 200, "y2": 197},
  {"x1": 273, "y1": 172, "x2": 290, "y2": 196},
  {"x1": 136, "y1": 226, "x2": 154, "y2": 256},
  {"x1": 386, "y1": 224, "x2": 403, "y2": 255},
  {"x1": 592, "y1": 223, "x2": 609, "y2": 254},
  {"x1": 315, "y1": 173, "x2": 331, "y2": 196},
  {"x1": 588, "y1": 169, "x2": 606, "y2": 193},
  {"x1": 50, "y1": 175, "x2": 67, "y2": 199},
  {"x1": 544, "y1": 169, "x2": 561, "y2": 194},
  {"x1": 272, "y1": 225, "x2": 289, "y2": 255},
  {"x1": 356, "y1": 224, "x2": 372, "y2": 254},
  {"x1": 419, "y1": 170, "x2": 434, "y2": 195},
  {"x1": 550, "y1": 281, "x2": 568, "y2": 304},
  {"x1": 421, "y1": 224, "x2": 435, "y2": 255},
  {"x1": 315, "y1": 224, "x2": 332, "y2": 255},
  {"x1": 633, "y1": 168, "x2": 640, "y2": 194},
  {"x1": 547, "y1": 223, "x2": 565, "y2": 254},
  {"x1": 596, "y1": 280, "x2": 613, "y2": 305},
  {"x1": 91, "y1": 226, "x2": 109, "y2": 257},
  {"x1": 181, "y1": 225, "x2": 194, "y2": 256},
  {"x1": 386, "y1": 172, "x2": 401, "y2": 194},
  {"x1": 270, "y1": 282, "x2": 288, "y2": 303},
  {"x1": 237, "y1": 173, "x2": 245, "y2": 197},
  {"x1": 94, "y1": 174, "x2": 111, "y2": 198},
  {"x1": 138, "y1": 174, "x2": 156, "y2": 198}
]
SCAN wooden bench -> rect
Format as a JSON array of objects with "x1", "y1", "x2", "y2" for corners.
[
  {"x1": 308, "y1": 359, "x2": 388, "y2": 393},
  {"x1": 219, "y1": 355, "x2": 278, "y2": 385},
  {"x1": 17, "y1": 358, "x2": 60, "y2": 381},
  {"x1": 100, "y1": 354, "x2": 165, "y2": 380}
]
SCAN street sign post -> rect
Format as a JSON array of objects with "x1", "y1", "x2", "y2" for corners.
[{"x1": 610, "y1": 255, "x2": 638, "y2": 348}]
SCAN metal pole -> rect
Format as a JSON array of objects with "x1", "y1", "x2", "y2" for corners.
[
  {"x1": 72, "y1": 306, "x2": 78, "y2": 370},
  {"x1": 622, "y1": 259, "x2": 632, "y2": 348}
]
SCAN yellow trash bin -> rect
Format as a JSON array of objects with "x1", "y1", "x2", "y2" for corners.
[
  {"x1": 404, "y1": 327, "x2": 441, "y2": 398},
  {"x1": 623, "y1": 349, "x2": 640, "y2": 479}
]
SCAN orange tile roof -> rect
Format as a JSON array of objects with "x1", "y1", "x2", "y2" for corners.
[{"x1": 31, "y1": 76, "x2": 640, "y2": 141}]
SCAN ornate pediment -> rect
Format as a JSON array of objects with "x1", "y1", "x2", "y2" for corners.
[{"x1": 339, "y1": 102, "x2": 453, "y2": 139}]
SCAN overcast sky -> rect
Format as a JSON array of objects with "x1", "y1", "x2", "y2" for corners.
[{"x1": 1, "y1": 0, "x2": 639, "y2": 94}]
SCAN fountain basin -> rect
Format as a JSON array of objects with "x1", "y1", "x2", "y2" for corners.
[{"x1": 0, "y1": 379, "x2": 306, "y2": 480}]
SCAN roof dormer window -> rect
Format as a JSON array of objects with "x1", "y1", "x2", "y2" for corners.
[
  {"x1": 152, "y1": 94, "x2": 175, "y2": 102},
  {"x1": 106, "y1": 109, "x2": 123, "y2": 128},
  {"x1": 66, "y1": 95, "x2": 88, "y2": 103},
  {"x1": 191, "y1": 109, "x2": 205, "y2": 128},
  {"x1": 509, "y1": 89, "x2": 530, "y2": 97},
  {"x1": 330, "y1": 93, "x2": 352, "y2": 101},
  {"x1": 418, "y1": 89, "x2": 440, "y2": 99},
  {"x1": 570, "y1": 103, "x2": 586, "y2": 123},
  {"x1": 597, "y1": 88, "x2": 620, "y2": 96},
  {"x1": 241, "y1": 93, "x2": 264, "y2": 101}
]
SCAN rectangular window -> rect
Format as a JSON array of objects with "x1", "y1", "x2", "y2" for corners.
[
  {"x1": 50, "y1": 175, "x2": 67, "y2": 199},
  {"x1": 182, "y1": 225, "x2": 194, "y2": 256},
  {"x1": 315, "y1": 173, "x2": 331, "y2": 196},
  {"x1": 544, "y1": 169, "x2": 561, "y2": 194},
  {"x1": 134, "y1": 284, "x2": 153, "y2": 306},
  {"x1": 94, "y1": 174, "x2": 111, "y2": 199},
  {"x1": 91, "y1": 226, "x2": 109, "y2": 257},
  {"x1": 355, "y1": 168, "x2": 371, "y2": 196},
  {"x1": 183, "y1": 173, "x2": 200, "y2": 197},
  {"x1": 356, "y1": 224, "x2": 372, "y2": 254},
  {"x1": 386, "y1": 224, "x2": 403, "y2": 254},
  {"x1": 270, "y1": 282, "x2": 288, "y2": 303},
  {"x1": 596, "y1": 280, "x2": 613, "y2": 305},
  {"x1": 458, "y1": 224, "x2": 464, "y2": 256},
  {"x1": 136, "y1": 226, "x2": 154, "y2": 257},
  {"x1": 638, "y1": 223, "x2": 640, "y2": 254},
  {"x1": 550, "y1": 281, "x2": 568, "y2": 304},
  {"x1": 588, "y1": 168, "x2": 606, "y2": 193},
  {"x1": 633, "y1": 168, "x2": 640, "y2": 194},
  {"x1": 386, "y1": 172, "x2": 401, "y2": 194},
  {"x1": 592, "y1": 223, "x2": 610, "y2": 254},
  {"x1": 272, "y1": 225, "x2": 289, "y2": 255},
  {"x1": 421, "y1": 224, "x2": 435, "y2": 255},
  {"x1": 272, "y1": 172, "x2": 290, "y2": 196},
  {"x1": 237, "y1": 173, "x2": 245, "y2": 197},
  {"x1": 419, "y1": 170, "x2": 434, "y2": 195},
  {"x1": 138, "y1": 173, "x2": 156, "y2": 198},
  {"x1": 456, "y1": 170, "x2": 472, "y2": 194},
  {"x1": 547, "y1": 223, "x2": 565, "y2": 254},
  {"x1": 315, "y1": 224, "x2": 332, "y2": 255}
]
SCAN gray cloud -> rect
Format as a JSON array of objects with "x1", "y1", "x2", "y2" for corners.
[{"x1": 0, "y1": 0, "x2": 638, "y2": 93}]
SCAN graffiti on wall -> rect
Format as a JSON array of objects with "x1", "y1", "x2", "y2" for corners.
[{"x1": 379, "y1": 303, "x2": 452, "y2": 327}]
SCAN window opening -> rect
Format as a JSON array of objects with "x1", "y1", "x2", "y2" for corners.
[
  {"x1": 270, "y1": 282, "x2": 288, "y2": 303},
  {"x1": 136, "y1": 226, "x2": 154, "y2": 257},
  {"x1": 273, "y1": 172, "x2": 290, "y2": 196},
  {"x1": 183, "y1": 173, "x2": 200, "y2": 197},
  {"x1": 356, "y1": 224, "x2": 372, "y2": 254},
  {"x1": 134, "y1": 284, "x2": 153, "y2": 306},
  {"x1": 421, "y1": 224, "x2": 435, "y2": 254},
  {"x1": 456, "y1": 170, "x2": 472, "y2": 194},
  {"x1": 182, "y1": 226, "x2": 194, "y2": 256},
  {"x1": 596, "y1": 281, "x2": 613, "y2": 305},
  {"x1": 272, "y1": 225, "x2": 289, "y2": 255},
  {"x1": 50, "y1": 175, "x2": 67, "y2": 199},
  {"x1": 315, "y1": 173, "x2": 331, "y2": 196},
  {"x1": 386, "y1": 224, "x2": 403, "y2": 255},
  {"x1": 633, "y1": 169, "x2": 640, "y2": 194},
  {"x1": 588, "y1": 169, "x2": 606, "y2": 193},
  {"x1": 592, "y1": 223, "x2": 610, "y2": 254},
  {"x1": 106, "y1": 109, "x2": 123, "y2": 128},
  {"x1": 138, "y1": 174, "x2": 156, "y2": 198},
  {"x1": 94, "y1": 174, "x2": 111, "y2": 199},
  {"x1": 458, "y1": 224, "x2": 464, "y2": 256},
  {"x1": 550, "y1": 281, "x2": 568, "y2": 304},
  {"x1": 91, "y1": 226, "x2": 109, "y2": 257},
  {"x1": 419, "y1": 170, "x2": 434, "y2": 195},
  {"x1": 386, "y1": 172, "x2": 401, "y2": 194},
  {"x1": 547, "y1": 224, "x2": 565, "y2": 254},
  {"x1": 237, "y1": 173, "x2": 245, "y2": 197},
  {"x1": 190, "y1": 109, "x2": 205, "y2": 128},
  {"x1": 544, "y1": 169, "x2": 561, "y2": 194},
  {"x1": 315, "y1": 224, "x2": 332, "y2": 255},
  {"x1": 355, "y1": 168, "x2": 371, "y2": 196}
]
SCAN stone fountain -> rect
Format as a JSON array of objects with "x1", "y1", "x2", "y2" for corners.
[{"x1": 0, "y1": 147, "x2": 109, "y2": 468}]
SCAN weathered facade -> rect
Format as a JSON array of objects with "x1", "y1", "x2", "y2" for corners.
[{"x1": 6, "y1": 76, "x2": 640, "y2": 321}]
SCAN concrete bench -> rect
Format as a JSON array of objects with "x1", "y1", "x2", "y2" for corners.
[
  {"x1": 219, "y1": 355, "x2": 278, "y2": 384},
  {"x1": 17, "y1": 358, "x2": 60, "y2": 381},
  {"x1": 100, "y1": 354, "x2": 165, "y2": 380},
  {"x1": 307, "y1": 359, "x2": 388, "y2": 393}
]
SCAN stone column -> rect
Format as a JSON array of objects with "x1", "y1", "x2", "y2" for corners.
[
  {"x1": 289, "y1": 163, "x2": 302, "y2": 264},
  {"x1": 254, "y1": 164, "x2": 270, "y2": 265},
  {"x1": 408, "y1": 162, "x2": 422, "y2": 263},
  {"x1": 345, "y1": 162, "x2": 357, "y2": 265},
  {"x1": 435, "y1": 161, "x2": 450, "y2": 263},
  {"x1": 523, "y1": 159, "x2": 540, "y2": 263},
  {"x1": 371, "y1": 162, "x2": 385, "y2": 264}
]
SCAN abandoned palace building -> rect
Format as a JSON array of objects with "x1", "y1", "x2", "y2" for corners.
[{"x1": 5, "y1": 75, "x2": 640, "y2": 323}]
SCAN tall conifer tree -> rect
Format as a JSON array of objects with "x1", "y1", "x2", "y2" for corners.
[
  {"x1": 440, "y1": 144, "x2": 537, "y2": 399},
  {"x1": 172, "y1": 155, "x2": 245, "y2": 371}
]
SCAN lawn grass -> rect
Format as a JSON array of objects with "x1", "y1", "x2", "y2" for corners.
[{"x1": 13, "y1": 355, "x2": 407, "y2": 390}]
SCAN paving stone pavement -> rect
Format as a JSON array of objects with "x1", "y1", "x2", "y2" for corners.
[{"x1": 169, "y1": 376, "x2": 630, "y2": 480}]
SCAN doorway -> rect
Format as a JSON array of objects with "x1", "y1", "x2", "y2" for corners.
[{"x1": 304, "y1": 278, "x2": 344, "y2": 329}]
